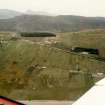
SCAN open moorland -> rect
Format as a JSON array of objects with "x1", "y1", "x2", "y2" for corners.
[{"x1": 0, "y1": 30, "x2": 105, "y2": 101}]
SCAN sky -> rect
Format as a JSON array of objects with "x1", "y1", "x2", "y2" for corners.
[{"x1": 0, "y1": 0, "x2": 105, "y2": 17}]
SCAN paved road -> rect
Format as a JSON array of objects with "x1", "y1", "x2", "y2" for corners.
[{"x1": 20, "y1": 101, "x2": 74, "y2": 105}]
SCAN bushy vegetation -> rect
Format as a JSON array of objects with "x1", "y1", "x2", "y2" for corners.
[{"x1": 20, "y1": 32, "x2": 56, "y2": 37}]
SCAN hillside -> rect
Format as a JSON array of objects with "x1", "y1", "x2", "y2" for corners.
[
  {"x1": 0, "y1": 15, "x2": 105, "y2": 32},
  {"x1": 0, "y1": 9, "x2": 22, "y2": 19},
  {"x1": 0, "y1": 31, "x2": 105, "y2": 100},
  {"x1": 53, "y1": 29, "x2": 105, "y2": 57},
  {"x1": 0, "y1": 9, "x2": 54, "y2": 19}
]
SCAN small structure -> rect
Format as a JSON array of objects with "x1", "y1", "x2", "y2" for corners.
[
  {"x1": 0, "y1": 96, "x2": 25, "y2": 105},
  {"x1": 71, "y1": 47, "x2": 99, "y2": 56}
]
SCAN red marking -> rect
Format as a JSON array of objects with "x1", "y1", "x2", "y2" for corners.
[{"x1": 0, "y1": 98, "x2": 19, "y2": 105}]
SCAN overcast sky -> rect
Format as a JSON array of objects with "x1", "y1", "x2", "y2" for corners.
[{"x1": 0, "y1": 0, "x2": 105, "y2": 17}]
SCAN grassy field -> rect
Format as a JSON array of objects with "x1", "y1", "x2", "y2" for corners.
[
  {"x1": 0, "y1": 30, "x2": 105, "y2": 100},
  {"x1": 53, "y1": 29, "x2": 105, "y2": 57}
]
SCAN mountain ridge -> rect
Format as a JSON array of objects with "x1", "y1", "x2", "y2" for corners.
[
  {"x1": 0, "y1": 10, "x2": 105, "y2": 32},
  {"x1": 0, "y1": 9, "x2": 22, "y2": 19}
]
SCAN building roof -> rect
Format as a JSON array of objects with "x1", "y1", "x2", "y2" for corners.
[{"x1": 72, "y1": 78, "x2": 105, "y2": 105}]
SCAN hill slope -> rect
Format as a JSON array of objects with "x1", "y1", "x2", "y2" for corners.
[
  {"x1": 54, "y1": 29, "x2": 105, "y2": 57},
  {"x1": 0, "y1": 15, "x2": 105, "y2": 32},
  {"x1": 0, "y1": 35, "x2": 105, "y2": 100},
  {"x1": 0, "y1": 9, "x2": 22, "y2": 19}
]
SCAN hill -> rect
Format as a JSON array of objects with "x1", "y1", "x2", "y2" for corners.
[
  {"x1": 0, "y1": 31, "x2": 105, "y2": 100},
  {"x1": 0, "y1": 9, "x2": 54, "y2": 19},
  {"x1": 0, "y1": 9, "x2": 22, "y2": 19},
  {"x1": 0, "y1": 15, "x2": 105, "y2": 32},
  {"x1": 53, "y1": 29, "x2": 105, "y2": 57}
]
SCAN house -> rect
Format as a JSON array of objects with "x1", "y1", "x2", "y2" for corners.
[{"x1": 0, "y1": 96, "x2": 25, "y2": 105}]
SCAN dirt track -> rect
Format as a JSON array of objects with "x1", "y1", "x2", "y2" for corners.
[{"x1": 20, "y1": 101, "x2": 74, "y2": 105}]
